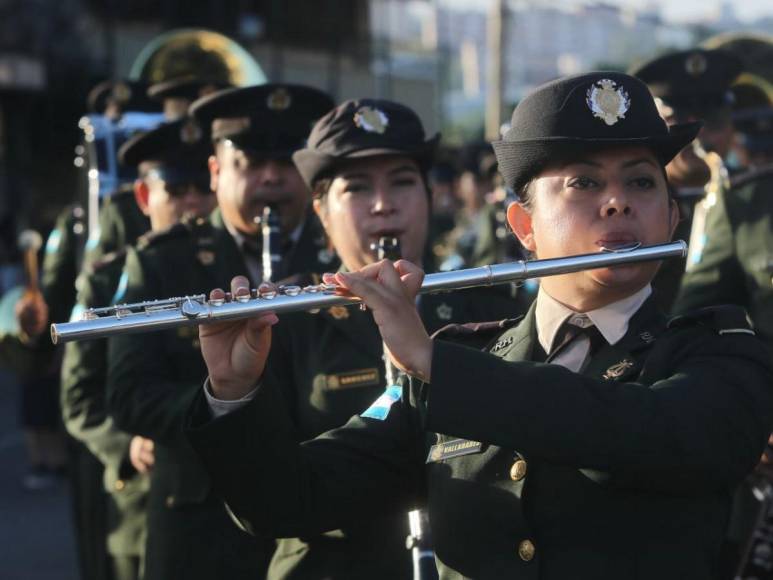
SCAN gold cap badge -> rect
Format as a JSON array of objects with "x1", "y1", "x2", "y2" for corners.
[
  {"x1": 180, "y1": 120, "x2": 203, "y2": 144},
  {"x1": 586, "y1": 79, "x2": 630, "y2": 126},
  {"x1": 353, "y1": 106, "x2": 389, "y2": 134},
  {"x1": 684, "y1": 52, "x2": 708, "y2": 77},
  {"x1": 267, "y1": 88, "x2": 292, "y2": 111}
]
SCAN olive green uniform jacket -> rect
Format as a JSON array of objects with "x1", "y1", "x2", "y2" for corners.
[
  {"x1": 83, "y1": 191, "x2": 150, "y2": 271},
  {"x1": 673, "y1": 165, "x2": 773, "y2": 569},
  {"x1": 61, "y1": 249, "x2": 149, "y2": 561},
  {"x1": 187, "y1": 297, "x2": 773, "y2": 580},
  {"x1": 107, "y1": 207, "x2": 333, "y2": 580},
  {"x1": 674, "y1": 165, "x2": 773, "y2": 350}
]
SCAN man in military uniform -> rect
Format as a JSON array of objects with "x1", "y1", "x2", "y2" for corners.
[
  {"x1": 187, "y1": 72, "x2": 773, "y2": 580},
  {"x1": 107, "y1": 83, "x2": 335, "y2": 580},
  {"x1": 61, "y1": 116, "x2": 218, "y2": 580},
  {"x1": 631, "y1": 48, "x2": 743, "y2": 310},
  {"x1": 673, "y1": 82, "x2": 773, "y2": 579}
]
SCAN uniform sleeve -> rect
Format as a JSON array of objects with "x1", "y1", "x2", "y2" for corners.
[
  {"x1": 673, "y1": 186, "x2": 746, "y2": 313},
  {"x1": 107, "y1": 247, "x2": 201, "y2": 444},
  {"x1": 61, "y1": 266, "x2": 134, "y2": 481},
  {"x1": 426, "y1": 327, "x2": 773, "y2": 494},
  {"x1": 186, "y1": 362, "x2": 426, "y2": 539}
]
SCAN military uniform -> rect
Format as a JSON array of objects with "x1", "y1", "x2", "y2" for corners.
[
  {"x1": 61, "y1": 249, "x2": 149, "y2": 580},
  {"x1": 107, "y1": 206, "x2": 333, "y2": 580},
  {"x1": 252, "y1": 284, "x2": 521, "y2": 579},
  {"x1": 187, "y1": 295, "x2": 773, "y2": 580},
  {"x1": 83, "y1": 190, "x2": 150, "y2": 270},
  {"x1": 631, "y1": 49, "x2": 743, "y2": 311}
]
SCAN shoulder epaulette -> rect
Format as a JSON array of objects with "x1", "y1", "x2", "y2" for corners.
[
  {"x1": 668, "y1": 305, "x2": 755, "y2": 336},
  {"x1": 135, "y1": 222, "x2": 191, "y2": 251},
  {"x1": 89, "y1": 247, "x2": 128, "y2": 273},
  {"x1": 431, "y1": 317, "x2": 522, "y2": 341},
  {"x1": 730, "y1": 163, "x2": 773, "y2": 190}
]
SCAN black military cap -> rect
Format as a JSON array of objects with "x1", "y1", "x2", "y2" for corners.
[
  {"x1": 292, "y1": 98, "x2": 440, "y2": 189},
  {"x1": 189, "y1": 83, "x2": 334, "y2": 157},
  {"x1": 492, "y1": 72, "x2": 701, "y2": 192},
  {"x1": 630, "y1": 49, "x2": 743, "y2": 109},
  {"x1": 147, "y1": 76, "x2": 231, "y2": 102},
  {"x1": 88, "y1": 80, "x2": 161, "y2": 115},
  {"x1": 731, "y1": 82, "x2": 773, "y2": 149},
  {"x1": 118, "y1": 117, "x2": 212, "y2": 185}
]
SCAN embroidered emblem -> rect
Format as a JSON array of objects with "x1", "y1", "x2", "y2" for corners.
[
  {"x1": 426, "y1": 439, "x2": 483, "y2": 463},
  {"x1": 328, "y1": 305, "x2": 349, "y2": 320},
  {"x1": 492, "y1": 336, "x2": 514, "y2": 352},
  {"x1": 317, "y1": 248, "x2": 335, "y2": 265},
  {"x1": 353, "y1": 106, "x2": 389, "y2": 134},
  {"x1": 639, "y1": 331, "x2": 655, "y2": 344},
  {"x1": 436, "y1": 303, "x2": 453, "y2": 321},
  {"x1": 586, "y1": 79, "x2": 630, "y2": 126},
  {"x1": 684, "y1": 52, "x2": 708, "y2": 77},
  {"x1": 361, "y1": 385, "x2": 401, "y2": 420},
  {"x1": 112, "y1": 82, "x2": 132, "y2": 103},
  {"x1": 196, "y1": 250, "x2": 215, "y2": 266},
  {"x1": 603, "y1": 359, "x2": 635, "y2": 380},
  {"x1": 267, "y1": 88, "x2": 292, "y2": 111},
  {"x1": 180, "y1": 120, "x2": 203, "y2": 144}
]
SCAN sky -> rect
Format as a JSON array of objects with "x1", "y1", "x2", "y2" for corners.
[{"x1": 439, "y1": 0, "x2": 773, "y2": 24}]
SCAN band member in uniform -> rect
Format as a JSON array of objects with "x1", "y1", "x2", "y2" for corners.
[
  {"x1": 631, "y1": 48, "x2": 743, "y2": 310},
  {"x1": 187, "y1": 72, "x2": 773, "y2": 580},
  {"x1": 673, "y1": 82, "x2": 773, "y2": 579},
  {"x1": 195, "y1": 98, "x2": 521, "y2": 579},
  {"x1": 61, "y1": 116, "x2": 217, "y2": 580},
  {"x1": 147, "y1": 77, "x2": 230, "y2": 122},
  {"x1": 106, "y1": 83, "x2": 334, "y2": 580}
]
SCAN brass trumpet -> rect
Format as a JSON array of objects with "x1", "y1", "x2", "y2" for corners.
[{"x1": 50, "y1": 240, "x2": 687, "y2": 345}]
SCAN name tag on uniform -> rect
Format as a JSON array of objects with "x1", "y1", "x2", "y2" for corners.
[
  {"x1": 325, "y1": 368, "x2": 380, "y2": 390},
  {"x1": 426, "y1": 438, "x2": 483, "y2": 463}
]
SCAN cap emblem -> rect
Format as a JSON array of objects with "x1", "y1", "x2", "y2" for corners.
[
  {"x1": 112, "y1": 82, "x2": 132, "y2": 104},
  {"x1": 685, "y1": 52, "x2": 708, "y2": 77},
  {"x1": 353, "y1": 106, "x2": 389, "y2": 134},
  {"x1": 180, "y1": 120, "x2": 203, "y2": 144},
  {"x1": 586, "y1": 79, "x2": 630, "y2": 126},
  {"x1": 267, "y1": 88, "x2": 292, "y2": 111}
]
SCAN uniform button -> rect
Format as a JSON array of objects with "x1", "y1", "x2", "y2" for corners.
[
  {"x1": 510, "y1": 459, "x2": 527, "y2": 482},
  {"x1": 114, "y1": 479, "x2": 125, "y2": 491},
  {"x1": 165, "y1": 495, "x2": 176, "y2": 508},
  {"x1": 518, "y1": 539, "x2": 536, "y2": 562}
]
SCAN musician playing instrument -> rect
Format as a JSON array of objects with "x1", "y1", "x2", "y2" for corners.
[
  {"x1": 106, "y1": 84, "x2": 334, "y2": 580},
  {"x1": 187, "y1": 72, "x2": 773, "y2": 580},
  {"x1": 199, "y1": 98, "x2": 521, "y2": 579}
]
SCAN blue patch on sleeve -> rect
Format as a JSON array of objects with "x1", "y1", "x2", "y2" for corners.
[
  {"x1": 45, "y1": 229, "x2": 61, "y2": 255},
  {"x1": 361, "y1": 385, "x2": 402, "y2": 421},
  {"x1": 111, "y1": 271, "x2": 129, "y2": 305},
  {"x1": 690, "y1": 234, "x2": 707, "y2": 266},
  {"x1": 85, "y1": 230, "x2": 100, "y2": 251},
  {"x1": 69, "y1": 303, "x2": 86, "y2": 322}
]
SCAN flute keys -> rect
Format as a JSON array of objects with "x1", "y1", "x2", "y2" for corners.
[
  {"x1": 236, "y1": 293, "x2": 251, "y2": 303},
  {"x1": 209, "y1": 298, "x2": 225, "y2": 306},
  {"x1": 282, "y1": 285, "x2": 301, "y2": 297},
  {"x1": 259, "y1": 288, "x2": 277, "y2": 299}
]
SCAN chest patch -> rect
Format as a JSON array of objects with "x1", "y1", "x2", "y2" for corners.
[
  {"x1": 323, "y1": 368, "x2": 380, "y2": 390},
  {"x1": 426, "y1": 438, "x2": 483, "y2": 463}
]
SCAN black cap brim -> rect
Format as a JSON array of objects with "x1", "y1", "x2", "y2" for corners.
[
  {"x1": 293, "y1": 134, "x2": 440, "y2": 189},
  {"x1": 493, "y1": 121, "x2": 701, "y2": 192}
]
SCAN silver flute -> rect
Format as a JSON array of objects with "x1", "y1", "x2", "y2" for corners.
[{"x1": 51, "y1": 240, "x2": 687, "y2": 344}]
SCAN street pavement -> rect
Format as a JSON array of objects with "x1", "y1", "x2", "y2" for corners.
[{"x1": 0, "y1": 369, "x2": 78, "y2": 580}]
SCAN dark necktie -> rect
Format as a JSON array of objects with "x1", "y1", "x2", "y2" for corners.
[{"x1": 546, "y1": 319, "x2": 606, "y2": 364}]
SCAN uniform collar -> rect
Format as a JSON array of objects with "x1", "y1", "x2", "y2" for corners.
[{"x1": 536, "y1": 284, "x2": 652, "y2": 354}]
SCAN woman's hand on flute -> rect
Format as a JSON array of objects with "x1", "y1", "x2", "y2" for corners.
[
  {"x1": 199, "y1": 275, "x2": 278, "y2": 400},
  {"x1": 327, "y1": 259, "x2": 433, "y2": 383}
]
